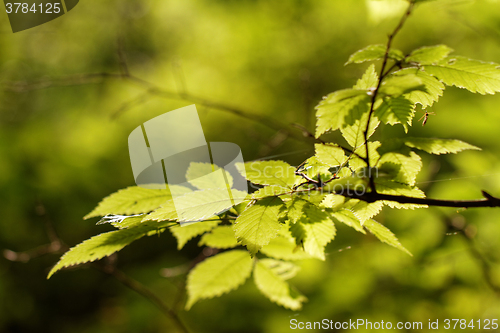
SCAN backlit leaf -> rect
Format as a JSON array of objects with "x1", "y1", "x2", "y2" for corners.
[{"x1": 185, "y1": 250, "x2": 253, "y2": 309}]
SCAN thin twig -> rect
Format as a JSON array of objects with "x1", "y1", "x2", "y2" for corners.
[
  {"x1": 100, "y1": 266, "x2": 191, "y2": 333},
  {"x1": 363, "y1": 2, "x2": 415, "y2": 192}
]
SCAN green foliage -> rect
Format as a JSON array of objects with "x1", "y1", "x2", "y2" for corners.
[
  {"x1": 233, "y1": 197, "x2": 285, "y2": 255},
  {"x1": 253, "y1": 259, "x2": 307, "y2": 310},
  {"x1": 48, "y1": 219, "x2": 174, "y2": 278},
  {"x1": 49, "y1": 1, "x2": 500, "y2": 313},
  {"x1": 185, "y1": 250, "x2": 253, "y2": 309}
]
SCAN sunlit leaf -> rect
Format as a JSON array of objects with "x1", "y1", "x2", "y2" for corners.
[
  {"x1": 377, "y1": 151, "x2": 422, "y2": 186},
  {"x1": 424, "y1": 56, "x2": 500, "y2": 95},
  {"x1": 186, "y1": 162, "x2": 233, "y2": 190},
  {"x1": 84, "y1": 186, "x2": 190, "y2": 219},
  {"x1": 375, "y1": 96, "x2": 414, "y2": 132},
  {"x1": 403, "y1": 137, "x2": 481, "y2": 155},
  {"x1": 364, "y1": 219, "x2": 412, "y2": 256},
  {"x1": 346, "y1": 44, "x2": 404, "y2": 65},
  {"x1": 48, "y1": 220, "x2": 172, "y2": 278},
  {"x1": 254, "y1": 260, "x2": 307, "y2": 310},
  {"x1": 354, "y1": 64, "x2": 379, "y2": 89},
  {"x1": 170, "y1": 218, "x2": 221, "y2": 250},
  {"x1": 316, "y1": 93, "x2": 370, "y2": 137},
  {"x1": 185, "y1": 250, "x2": 253, "y2": 309},
  {"x1": 199, "y1": 225, "x2": 239, "y2": 249},
  {"x1": 290, "y1": 206, "x2": 335, "y2": 260},
  {"x1": 406, "y1": 45, "x2": 453, "y2": 64},
  {"x1": 234, "y1": 197, "x2": 285, "y2": 255},
  {"x1": 236, "y1": 161, "x2": 298, "y2": 188},
  {"x1": 393, "y1": 68, "x2": 445, "y2": 107}
]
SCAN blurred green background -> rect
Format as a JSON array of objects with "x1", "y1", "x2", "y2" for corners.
[{"x1": 1, "y1": 0, "x2": 500, "y2": 332}]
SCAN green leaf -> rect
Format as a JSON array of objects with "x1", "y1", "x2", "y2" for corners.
[
  {"x1": 260, "y1": 236, "x2": 312, "y2": 260},
  {"x1": 290, "y1": 206, "x2": 335, "y2": 260},
  {"x1": 47, "y1": 221, "x2": 172, "y2": 278},
  {"x1": 340, "y1": 105, "x2": 379, "y2": 149},
  {"x1": 393, "y1": 68, "x2": 445, "y2": 108},
  {"x1": 236, "y1": 161, "x2": 298, "y2": 188},
  {"x1": 375, "y1": 96, "x2": 414, "y2": 132},
  {"x1": 406, "y1": 45, "x2": 453, "y2": 64},
  {"x1": 364, "y1": 219, "x2": 412, "y2": 256},
  {"x1": 286, "y1": 197, "x2": 309, "y2": 224},
  {"x1": 142, "y1": 200, "x2": 178, "y2": 222},
  {"x1": 424, "y1": 56, "x2": 500, "y2": 95},
  {"x1": 251, "y1": 186, "x2": 290, "y2": 199},
  {"x1": 403, "y1": 137, "x2": 481, "y2": 155},
  {"x1": 173, "y1": 189, "x2": 248, "y2": 222},
  {"x1": 315, "y1": 143, "x2": 347, "y2": 166},
  {"x1": 254, "y1": 260, "x2": 307, "y2": 310},
  {"x1": 320, "y1": 194, "x2": 345, "y2": 210},
  {"x1": 186, "y1": 162, "x2": 233, "y2": 190},
  {"x1": 377, "y1": 151, "x2": 422, "y2": 186},
  {"x1": 346, "y1": 44, "x2": 404, "y2": 65},
  {"x1": 170, "y1": 218, "x2": 220, "y2": 250},
  {"x1": 234, "y1": 197, "x2": 285, "y2": 255},
  {"x1": 347, "y1": 200, "x2": 383, "y2": 224},
  {"x1": 374, "y1": 180, "x2": 427, "y2": 209},
  {"x1": 84, "y1": 186, "x2": 190, "y2": 219},
  {"x1": 198, "y1": 226, "x2": 239, "y2": 249},
  {"x1": 379, "y1": 74, "x2": 425, "y2": 97},
  {"x1": 316, "y1": 93, "x2": 370, "y2": 137},
  {"x1": 185, "y1": 250, "x2": 253, "y2": 309},
  {"x1": 354, "y1": 64, "x2": 379, "y2": 89},
  {"x1": 331, "y1": 209, "x2": 365, "y2": 234}
]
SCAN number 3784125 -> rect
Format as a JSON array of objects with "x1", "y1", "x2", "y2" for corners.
[{"x1": 5, "y1": 2, "x2": 62, "y2": 14}]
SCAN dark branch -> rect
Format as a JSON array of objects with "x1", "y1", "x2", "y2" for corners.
[{"x1": 336, "y1": 190, "x2": 500, "y2": 208}]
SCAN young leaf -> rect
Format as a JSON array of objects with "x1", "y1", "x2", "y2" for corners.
[
  {"x1": 290, "y1": 206, "x2": 336, "y2": 260},
  {"x1": 84, "y1": 186, "x2": 189, "y2": 219},
  {"x1": 375, "y1": 96, "x2": 414, "y2": 132},
  {"x1": 331, "y1": 209, "x2": 365, "y2": 234},
  {"x1": 251, "y1": 186, "x2": 290, "y2": 199},
  {"x1": 47, "y1": 221, "x2": 172, "y2": 278},
  {"x1": 315, "y1": 143, "x2": 347, "y2": 166},
  {"x1": 377, "y1": 151, "x2": 422, "y2": 186},
  {"x1": 320, "y1": 194, "x2": 345, "y2": 210},
  {"x1": 286, "y1": 197, "x2": 309, "y2": 224},
  {"x1": 364, "y1": 219, "x2": 412, "y2": 256},
  {"x1": 346, "y1": 45, "x2": 404, "y2": 65},
  {"x1": 403, "y1": 138, "x2": 481, "y2": 155},
  {"x1": 234, "y1": 197, "x2": 285, "y2": 255},
  {"x1": 340, "y1": 106, "x2": 379, "y2": 149},
  {"x1": 347, "y1": 200, "x2": 384, "y2": 224},
  {"x1": 170, "y1": 218, "x2": 220, "y2": 250},
  {"x1": 316, "y1": 93, "x2": 370, "y2": 138},
  {"x1": 393, "y1": 68, "x2": 445, "y2": 107},
  {"x1": 198, "y1": 226, "x2": 239, "y2": 249},
  {"x1": 379, "y1": 74, "x2": 425, "y2": 97},
  {"x1": 260, "y1": 236, "x2": 312, "y2": 260},
  {"x1": 185, "y1": 250, "x2": 253, "y2": 309},
  {"x1": 236, "y1": 161, "x2": 298, "y2": 188},
  {"x1": 354, "y1": 64, "x2": 379, "y2": 89},
  {"x1": 186, "y1": 162, "x2": 233, "y2": 190},
  {"x1": 406, "y1": 45, "x2": 453, "y2": 64},
  {"x1": 173, "y1": 189, "x2": 248, "y2": 222},
  {"x1": 142, "y1": 200, "x2": 178, "y2": 222},
  {"x1": 424, "y1": 56, "x2": 500, "y2": 95},
  {"x1": 253, "y1": 260, "x2": 307, "y2": 310}
]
